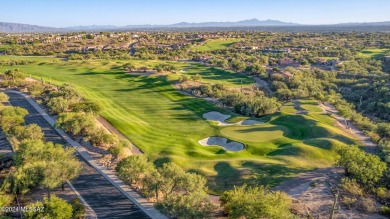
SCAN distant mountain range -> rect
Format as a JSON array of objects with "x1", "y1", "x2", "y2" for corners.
[{"x1": 1, "y1": 19, "x2": 390, "y2": 33}]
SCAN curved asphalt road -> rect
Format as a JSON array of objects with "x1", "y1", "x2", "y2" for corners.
[{"x1": 7, "y1": 92, "x2": 149, "y2": 219}]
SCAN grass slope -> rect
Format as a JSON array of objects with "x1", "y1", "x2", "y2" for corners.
[{"x1": 192, "y1": 39, "x2": 239, "y2": 52}]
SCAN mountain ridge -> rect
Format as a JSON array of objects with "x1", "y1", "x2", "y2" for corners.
[{"x1": 1, "y1": 19, "x2": 390, "y2": 33}]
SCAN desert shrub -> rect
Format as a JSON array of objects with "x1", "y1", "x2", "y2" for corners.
[
  {"x1": 0, "y1": 92, "x2": 9, "y2": 102},
  {"x1": 109, "y1": 139, "x2": 130, "y2": 160},
  {"x1": 70, "y1": 101, "x2": 101, "y2": 115},
  {"x1": 340, "y1": 178, "x2": 364, "y2": 197},
  {"x1": 178, "y1": 75, "x2": 189, "y2": 82},
  {"x1": 357, "y1": 197, "x2": 377, "y2": 213},
  {"x1": 88, "y1": 128, "x2": 117, "y2": 148},
  {"x1": 0, "y1": 194, "x2": 13, "y2": 208},
  {"x1": 24, "y1": 195, "x2": 73, "y2": 219},
  {"x1": 71, "y1": 198, "x2": 85, "y2": 219},
  {"x1": 56, "y1": 113, "x2": 96, "y2": 137},
  {"x1": 27, "y1": 82, "x2": 45, "y2": 97},
  {"x1": 0, "y1": 106, "x2": 28, "y2": 133},
  {"x1": 380, "y1": 205, "x2": 390, "y2": 217},
  {"x1": 337, "y1": 145, "x2": 386, "y2": 187},
  {"x1": 375, "y1": 187, "x2": 390, "y2": 200},
  {"x1": 220, "y1": 185, "x2": 293, "y2": 219},
  {"x1": 341, "y1": 196, "x2": 357, "y2": 209}
]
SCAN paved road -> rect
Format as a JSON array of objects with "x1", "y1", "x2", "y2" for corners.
[
  {"x1": 129, "y1": 42, "x2": 137, "y2": 56},
  {"x1": 7, "y1": 92, "x2": 150, "y2": 219}
]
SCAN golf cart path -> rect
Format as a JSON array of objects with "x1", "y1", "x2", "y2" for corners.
[
  {"x1": 319, "y1": 102, "x2": 377, "y2": 153},
  {"x1": 7, "y1": 90, "x2": 166, "y2": 219},
  {"x1": 253, "y1": 76, "x2": 273, "y2": 95},
  {"x1": 273, "y1": 101, "x2": 377, "y2": 197}
]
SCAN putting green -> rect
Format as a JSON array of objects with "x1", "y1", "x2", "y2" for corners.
[{"x1": 221, "y1": 125, "x2": 289, "y2": 142}]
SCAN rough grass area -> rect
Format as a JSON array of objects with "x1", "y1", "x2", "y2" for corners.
[
  {"x1": 173, "y1": 63, "x2": 254, "y2": 87},
  {"x1": 192, "y1": 39, "x2": 240, "y2": 52},
  {"x1": 0, "y1": 57, "x2": 358, "y2": 194}
]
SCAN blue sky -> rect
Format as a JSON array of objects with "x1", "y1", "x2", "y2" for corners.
[{"x1": 1, "y1": 0, "x2": 389, "y2": 27}]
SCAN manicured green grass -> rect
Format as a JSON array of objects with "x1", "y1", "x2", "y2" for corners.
[
  {"x1": 192, "y1": 39, "x2": 240, "y2": 51},
  {"x1": 358, "y1": 48, "x2": 390, "y2": 59},
  {"x1": 298, "y1": 99, "x2": 323, "y2": 112},
  {"x1": 0, "y1": 44, "x2": 12, "y2": 51},
  {"x1": 221, "y1": 125, "x2": 288, "y2": 143},
  {"x1": 173, "y1": 63, "x2": 254, "y2": 87},
  {"x1": 280, "y1": 102, "x2": 297, "y2": 114},
  {"x1": 300, "y1": 105, "x2": 323, "y2": 113},
  {"x1": 0, "y1": 57, "x2": 358, "y2": 194}
]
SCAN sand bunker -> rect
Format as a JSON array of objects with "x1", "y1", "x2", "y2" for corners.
[
  {"x1": 203, "y1": 111, "x2": 263, "y2": 126},
  {"x1": 198, "y1": 137, "x2": 244, "y2": 151}
]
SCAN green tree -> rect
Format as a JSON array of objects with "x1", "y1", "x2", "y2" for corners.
[
  {"x1": 47, "y1": 96, "x2": 70, "y2": 114},
  {"x1": 250, "y1": 63, "x2": 266, "y2": 75},
  {"x1": 0, "y1": 106, "x2": 28, "y2": 133},
  {"x1": 71, "y1": 198, "x2": 85, "y2": 219},
  {"x1": 337, "y1": 145, "x2": 386, "y2": 186},
  {"x1": 24, "y1": 195, "x2": 73, "y2": 219},
  {"x1": 116, "y1": 154, "x2": 154, "y2": 186},
  {"x1": 3, "y1": 68, "x2": 25, "y2": 87},
  {"x1": 156, "y1": 162, "x2": 213, "y2": 218},
  {"x1": 27, "y1": 82, "x2": 45, "y2": 97},
  {"x1": 56, "y1": 112, "x2": 96, "y2": 137},
  {"x1": 88, "y1": 127, "x2": 117, "y2": 148},
  {"x1": 158, "y1": 162, "x2": 186, "y2": 198},
  {"x1": 230, "y1": 59, "x2": 246, "y2": 72},
  {"x1": 0, "y1": 92, "x2": 9, "y2": 102},
  {"x1": 377, "y1": 123, "x2": 390, "y2": 143},
  {"x1": 14, "y1": 140, "x2": 82, "y2": 198},
  {"x1": 48, "y1": 84, "x2": 81, "y2": 113},
  {"x1": 157, "y1": 192, "x2": 213, "y2": 219},
  {"x1": 70, "y1": 102, "x2": 101, "y2": 115},
  {"x1": 220, "y1": 185, "x2": 293, "y2": 219}
]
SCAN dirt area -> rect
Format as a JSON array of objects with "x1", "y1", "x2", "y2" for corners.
[{"x1": 274, "y1": 167, "x2": 386, "y2": 218}]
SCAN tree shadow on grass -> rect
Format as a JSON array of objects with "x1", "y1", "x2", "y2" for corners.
[
  {"x1": 153, "y1": 157, "x2": 172, "y2": 168},
  {"x1": 207, "y1": 161, "x2": 307, "y2": 194}
]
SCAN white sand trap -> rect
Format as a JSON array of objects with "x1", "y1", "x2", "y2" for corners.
[
  {"x1": 198, "y1": 137, "x2": 244, "y2": 151},
  {"x1": 203, "y1": 111, "x2": 263, "y2": 126}
]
